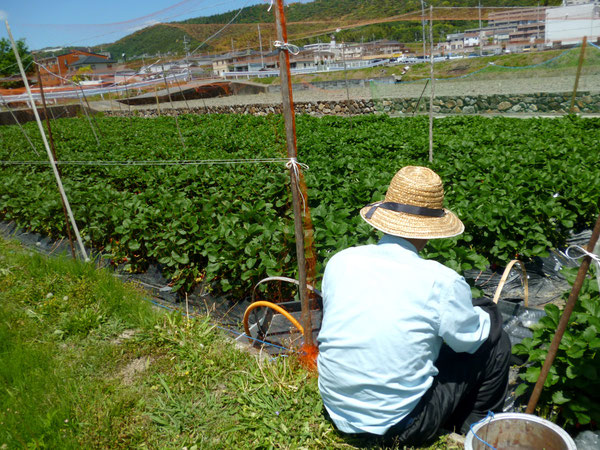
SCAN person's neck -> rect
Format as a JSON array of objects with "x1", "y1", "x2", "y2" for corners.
[{"x1": 405, "y1": 238, "x2": 428, "y2": 252}]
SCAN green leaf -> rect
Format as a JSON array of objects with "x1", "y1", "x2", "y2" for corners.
[
  {"x1": 171, "y1": 251, "x2": 189, "y2": 265},
  {"x1": 551, "y1": 390, "x2": 570, "y2": 405}
]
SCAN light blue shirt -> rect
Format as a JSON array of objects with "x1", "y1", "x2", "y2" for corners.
[{"x1": 317, "y1": 235, "x2": 490, "y2": 435}]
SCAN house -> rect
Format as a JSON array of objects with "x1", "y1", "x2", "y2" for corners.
[
  {"x1": 37, "y1": 50, "x2": 111, "y2": 87},
  {"x1": 68, "y1": 55, "x2": 116, "y2": 72}
]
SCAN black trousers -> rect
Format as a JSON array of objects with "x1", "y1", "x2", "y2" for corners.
[
  {"x1": 329, "y1": 300, "x2": 511, "y2": 448},
  {"x1": 383, "y1": 299, "x2": 511, "y2": 447}
]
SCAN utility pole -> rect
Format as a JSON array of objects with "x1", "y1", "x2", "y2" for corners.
[
  {"x1": 478, "y1": 0, "x2": 483, "y2": 57},
  {"x1": 428, "y1": 5, "x2": 435, "y2": 163},
  {"x1": 258, "y1": 24, "x2": 265, "y2": 69},
  {"x1": 231, "y1": 37, "x2": 235, "y2": 54},
  {"x1": 421, "y1": 0, "x2": 427, "y2": 59}
]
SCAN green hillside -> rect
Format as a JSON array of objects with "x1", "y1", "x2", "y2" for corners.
[
  {"x1": 104, "y1": 25, "x2": 201, "y2": 59},
  {"x1": 104, "y1": 0, "x2": 562, "y2": 59}
]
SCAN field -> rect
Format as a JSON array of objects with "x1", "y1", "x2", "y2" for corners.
[{"x1": 1, "y1": 114, "x2": 599, "y2": 301}]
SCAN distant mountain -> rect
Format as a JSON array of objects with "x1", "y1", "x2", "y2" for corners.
[{"x1": 101, "y1": 0, "x2": 560, "y2": 59}]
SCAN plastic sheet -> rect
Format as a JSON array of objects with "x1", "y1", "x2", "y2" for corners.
[
  {"x1": 465, "y1": 230, "x2": 592, "y2": 307},
  {"x1": 574, "y1": 430, "x2": 600, "y2": 450}
]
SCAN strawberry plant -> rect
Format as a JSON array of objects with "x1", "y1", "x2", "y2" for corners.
[
  {"x1": 512, "y1": 267, "x2": 600, "y2": 429},
  {"x1": 0, "y1": 114, "x2": 599, "y2": 299}
]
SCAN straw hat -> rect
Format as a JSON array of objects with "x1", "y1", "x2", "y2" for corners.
[{"x1": 360, "y1": 166, "x2": 464, "y2": 239}]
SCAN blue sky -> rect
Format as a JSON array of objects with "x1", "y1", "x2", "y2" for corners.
[{"x1": 0, "y1": 0, "x2": 291, "y2": 50}]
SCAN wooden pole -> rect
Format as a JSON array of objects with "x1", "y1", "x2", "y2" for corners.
[
  {"x1": 274, "y1": 0, "x2": 313, "y2": 347},
  {"x1": 35, "y1": 61, "x2": 77, "y2": 258},
  {"x1": 5, "y1": 19, "x2": 89, "y2": 261},
  {"x1": 569, "y1": 36, "x2": 587, "y2": 113},
  {"x1": 526, "y1": 212, "x2": 600, "y2": 414},
  {"x1": 428, "y1": 5, "x2": 435, "y2": 163}
]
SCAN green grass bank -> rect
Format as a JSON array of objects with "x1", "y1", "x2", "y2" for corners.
[{"x1": 0, "y1": 238, "x2": 457, "y2": 449}]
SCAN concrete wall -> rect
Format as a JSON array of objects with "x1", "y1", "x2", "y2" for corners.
[{"x1": 0, "y1": 104, "x2": 84, "y2": 126}]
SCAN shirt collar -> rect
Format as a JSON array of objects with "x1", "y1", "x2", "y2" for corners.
[{"x1": 378, "y1": 234, "x2": 419, "y2": 254}]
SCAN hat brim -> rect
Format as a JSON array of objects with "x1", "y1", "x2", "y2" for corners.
[{"x1": 360, "y1": 205, "x2": 465, "y2": 239}]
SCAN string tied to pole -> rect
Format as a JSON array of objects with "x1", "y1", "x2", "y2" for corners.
[
  {"x1": 286, "y1": 157, "x2": 309, "y2": 213},
  {"x1": 565, "y1": 244, "x2": 600, "y2": 264},
  {"x1": 273, "y1": 40, "x2": 300, "y2": 55}
]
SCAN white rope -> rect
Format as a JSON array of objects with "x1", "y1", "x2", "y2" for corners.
[
  {"x1": 273, "y1": 40, "x2": 300, "y2": 55},
  {"x1": 0, "y1": 158, "x2": 291, "y2": 167},
  {"x1": 285, "y1": 157, "x2": 309, "y2": 213},
  {"x1": 565, "y1": 245, "x2": 600, "y2": 264},
  {"x1": 267, "y1": 0, "x2": 274, "y2": 12}
]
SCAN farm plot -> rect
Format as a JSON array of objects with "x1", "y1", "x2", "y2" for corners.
[{"x1": 0, "y1": 114, "x2": 599, "y2": 300}]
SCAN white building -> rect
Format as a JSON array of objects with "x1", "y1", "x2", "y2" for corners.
[{"x1": 546, "y1": 3, "x2": 600, "y2": 45}]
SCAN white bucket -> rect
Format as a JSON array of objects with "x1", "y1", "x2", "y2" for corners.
[{"x1": 465, "y1": 413, "x2": 576, "y2": 450}]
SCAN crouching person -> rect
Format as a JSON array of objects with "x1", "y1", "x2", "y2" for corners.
[{"x1": 317, "y1": 166, "x2": 511, "y2": 447}]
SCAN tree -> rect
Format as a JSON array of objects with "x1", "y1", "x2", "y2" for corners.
[
  {"x1": 0, "y1": 37, "x2": 33, "y2": 77},
  {"x1": 72, "y1": 65, "x2": 93, "y2": 84}
]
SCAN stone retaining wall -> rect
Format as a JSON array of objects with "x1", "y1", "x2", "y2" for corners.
[{"x1": 104, "y1": 91, "x2": 600, "y2": 118}]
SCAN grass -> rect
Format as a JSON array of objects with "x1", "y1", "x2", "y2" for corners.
[{"x1": 0, "y1": 237, "x2": 459, "y2": 449}]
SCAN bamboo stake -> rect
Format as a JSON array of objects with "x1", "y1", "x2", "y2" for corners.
[
  {"x1": 35, "y1": 61, "x2": 76, "y2": 258},
  {"x1": 78, "y1": 85, "x2": 103, "y2": 138},
  {"x1": 75, "y1": 89, "x2": 100, "y2": 147},
  {"x1": 412, "y1": 79, "x2": 429, "y2": 116},
  {"x1": 274, "y1": 0, "x2": 313, "y2": 347},
  {"x1": 0, "y1": 97, "x2": 39, "y2": 155},
  {"x1": 526, "y1": 212, "x2": 600, "y2": 414},
  {"x1": 5, "y1": 19, "x2": 88, "y2": 261},
  {"x1": 161, "y1": 64, "x2": 186, "y2": 149},
  {"x1": 154, "y1": 86, "x2": 161, "y2": 116},
  {"x1": 569, "y1": 36, "x2": 587, "y2": 114},
  {"x1": 174, "y1": 77, "x2": 191, "y2": 111},
  {"x1": 428, "y1": 5, "x2": 435, "y2": 163}
]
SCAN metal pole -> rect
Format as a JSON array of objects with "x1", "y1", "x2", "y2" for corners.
[
  {"x1": 35, "y1": 61, "x2": 77, "y2": 259},
  {"x1": 526, "y1": 212, "x2": 600, "y2": 414},
  {"x1": 5, "y1": 19, "x2": 89, "y2": 261},
  {"x1": 428, "y1": 6, "x2": 435, "y2": 163},
  {"x1": 274, "y1": 0, "x2": 313, "y2": 347},
  {"x1": 570, "y1": 36, "x2": 587, "y2": 113},
  {"x1": 161, "y1": 64, "x2": 186, "y2": 149}
]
